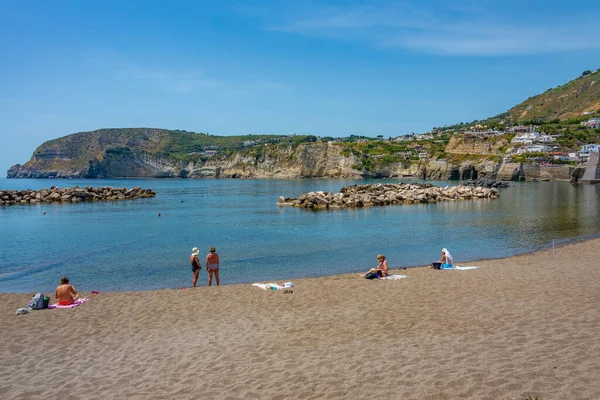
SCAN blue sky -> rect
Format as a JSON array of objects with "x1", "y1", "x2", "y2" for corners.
[{"x1": 1, "y1": 0, "x2": 600, "y2": 176}]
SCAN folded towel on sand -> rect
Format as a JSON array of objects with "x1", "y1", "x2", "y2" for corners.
[
  {"x1": 48, "y1": 298, "x2": 88, "y2": 309},
  {"x1": 445, "y1": 266, "x2": 480, "y2": 270},
  {"x1": 380, "y1": 274, "x2": 408, "y2": 280}
]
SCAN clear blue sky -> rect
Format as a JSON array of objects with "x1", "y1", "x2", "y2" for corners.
[{"x1": 1, "y1": 0, "x2": 600, "y2": 176}]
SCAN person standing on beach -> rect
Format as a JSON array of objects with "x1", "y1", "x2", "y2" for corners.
[
  {"x1": 206, "y1": 246, "x2": 220, "y2": 286},
  {"x1": 55, "y1": 277, "x2": 79, "y2": 305},
  {"x1": 190, "y1": 247, "x2": 202, "y2": 287}
]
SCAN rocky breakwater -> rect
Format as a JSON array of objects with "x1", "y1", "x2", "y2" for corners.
[
  {"x1": 0, "y1": 186, "x2": 156, "y2": 206},
  {"x1": 277, "y1": 183, "x2": 499, "y2": 210}
]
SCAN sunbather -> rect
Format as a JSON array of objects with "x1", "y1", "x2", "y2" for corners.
[
  {"x1": 376, "y1": 254, "x2": 389, "y2": 277},
  {"x1": 55, "y1": 276, "x2": 79, "y2": 305},
  {"x1": 430, "y1": 248, "x2": 453, "y2": 269}
]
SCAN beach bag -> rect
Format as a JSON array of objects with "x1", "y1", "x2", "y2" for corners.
[
  {"x1": 432, "y1": 262, "x2": 442, "y2": 270},
  {"x1": 29, "y1": 292, "x2": 45, "y2": 310},
  {"x1": 365, "y1": 271, "x2": 378, "y2": 280}
]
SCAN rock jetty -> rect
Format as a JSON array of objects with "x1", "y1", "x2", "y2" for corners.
[
  {"x1": 277, "y1": 183, "x2": 499, "y2": 209},
  {"x1": 0, "y1": 186, "x2": 156, "y2": 206}
]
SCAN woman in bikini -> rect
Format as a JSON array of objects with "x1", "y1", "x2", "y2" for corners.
[
  {"x1": 376, "y1": 254, "x2": 389, "y2": 277},
  {"x1": 206, "y1": 246, "x2": 220, "y2": 286},
  {"x1": 190, "y1": 247, "x2": 202, "y2": 287}
]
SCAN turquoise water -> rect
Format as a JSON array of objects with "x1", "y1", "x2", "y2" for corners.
[{"x1": 1, "y1": 178, "x2": 599, "y2": 293}]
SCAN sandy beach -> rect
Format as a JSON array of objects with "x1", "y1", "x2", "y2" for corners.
[{"x1": 2, "y1": 238, "x2": 600, "y2": 400}]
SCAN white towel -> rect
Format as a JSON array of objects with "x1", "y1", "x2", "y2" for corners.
[
  {"x1": 252, "y1": 283, "x2": 284, "y2": 290},
  {"x1": 380, "y1": 274, "x2": 408, "y2": 280},
  {"x1": 447, "y1": 266, "x2": 479, "y2": 270}
]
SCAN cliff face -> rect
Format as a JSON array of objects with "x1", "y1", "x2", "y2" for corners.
[
  {"x1": 213, "y1": 143, "x2": 362, "y2": 179},
  {"x1": 7, "y1": 137, "x2": 366, "y2": 179},
  {"x1": 7, "y1": 129, "x2": 574, "y2": 181},
  {"x1": 445, "y1": 134, "x2": 511, "y2": 155}
]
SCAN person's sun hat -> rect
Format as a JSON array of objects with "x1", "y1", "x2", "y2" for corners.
[
  {"x1": 210, "y1": 246, "x2": 216, "y2": 252},
  {"x1": 442, "y1": 248, "x2": 448, "y2": 253},
  {"x1": 377, "y1": 254, "x2": 384, "y2": 260},
  {"x1": 192, "y1": 247, "x2": 199, "y2": 255}
]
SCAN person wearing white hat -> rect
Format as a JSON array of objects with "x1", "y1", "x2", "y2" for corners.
[
  {"x1": 440, "y1": 248, "x2": 453, "y2": 269},
  {"x1": 190, "y1": 247, "x2": 202, "y2": 287},
  {"x1": 430, "y1": 248, "x2": 453, "y2": 269}
]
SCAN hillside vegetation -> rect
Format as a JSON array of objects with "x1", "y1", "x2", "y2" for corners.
[
  {"x1": 33, "y1": 128, "x2": 305, "y2": 166},
  {"x1": 504, "y1": 69, "x2": 600, "y2": 123}
]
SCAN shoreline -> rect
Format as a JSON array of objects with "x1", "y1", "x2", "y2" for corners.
[
  {"x1": 2, "y1": 236, "x2": 600, "y2": 398},
  {"x1": 2, "y1": 232, "x2": 599, "y2": 295}
]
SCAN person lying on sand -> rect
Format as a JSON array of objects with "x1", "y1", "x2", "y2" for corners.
[{"x1": 55, "y1": 276, "x2": 79, "y2": 306}]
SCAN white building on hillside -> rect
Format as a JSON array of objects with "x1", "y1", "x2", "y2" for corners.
[
  {"x1": 508, "y1": 125, "x2": 536, "y2": 134},
  {"x1": 537, "y1": 135, "x2": 556, "y2": 143},
  {"x1": 417, "y1": 133, "x2": 434, "y2": 140},
  {"x1": 581, "y1": 118, "x2": 600, "y2": 129},
  {"x1": 515, "y1": 145, "x2": 552, "y2": 154},
  {"x1": 573, "y1": 144, "x2": 600, "y2": 162},
  {"x1": 511, "y1": 131, "x2": 540, "y2": 144}
]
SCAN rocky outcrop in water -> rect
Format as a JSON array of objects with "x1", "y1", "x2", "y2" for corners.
[
  {"x1": 0, "y1": 186, "x2": 156, "y2": 206},
  {"x1": 277, "y1": 183, "x2": 499, "y2": 209}
]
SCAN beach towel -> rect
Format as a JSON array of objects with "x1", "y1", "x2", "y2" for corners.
[
  {"x1": 48, "y1": 297, "x2": 88, "y2": 309},
  {"x1": 252, "y1": 283, "x2": 285, "y2": 290},
  {"x1": 444, "y1": 266, "x2": 479, "y2": 270},
  {"x1": 380, "y1": 274, "x2": 408, "y2": 280}
]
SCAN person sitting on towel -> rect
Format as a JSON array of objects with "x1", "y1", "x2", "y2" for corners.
[
  {"x1": 55, "y1": 276, "x2": 79, "y2": 305},
  {"x1": 376, "y1": 254, "x2": 389, "y2": 277},
  {"x1": 438, "y1": 248, "x2": 453, "y2": 269},
  {"x1": 430, "y1": 248, "x2": 453, "y2": 269}
]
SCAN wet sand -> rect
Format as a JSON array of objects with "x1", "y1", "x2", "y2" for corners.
[{"x1": 1, "y1": 238, "x2": 600, "y2": 399}]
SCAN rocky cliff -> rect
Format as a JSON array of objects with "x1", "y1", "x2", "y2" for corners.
[{"x1": 8, "y1": 128, "x2": 574, "y2": 181}]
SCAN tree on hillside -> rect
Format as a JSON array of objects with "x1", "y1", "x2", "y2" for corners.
[
  {"x1": 305, "y1": 135, "x2": 317, "y2": 142},
  {"x1": 582, "y1": 70, "x2": 592, "y2": 76}
]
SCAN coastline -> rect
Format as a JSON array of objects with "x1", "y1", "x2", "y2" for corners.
[{"x1": 2, "y1": 237, "x2": 600, "y2": 399}]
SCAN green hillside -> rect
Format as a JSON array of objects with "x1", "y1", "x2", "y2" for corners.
[
  {"x1": 503, "y1": 69, "x2": 600, "y2": 123},
  {"x1": 33, "y1": 128, "x2": 301, "y2": 167}
]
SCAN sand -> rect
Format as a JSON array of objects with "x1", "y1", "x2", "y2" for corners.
[{"x1": 1, "y1": 238, "x2": 600, "y2": 400}]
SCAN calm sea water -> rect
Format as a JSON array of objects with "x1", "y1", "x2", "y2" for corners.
[{"x1": 1, "y1": 178, "x2": 599, "y2": 293}]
